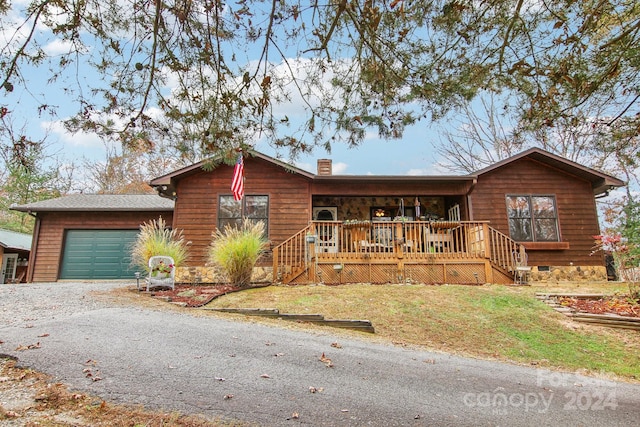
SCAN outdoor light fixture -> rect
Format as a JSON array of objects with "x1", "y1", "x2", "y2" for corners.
[{"x1": 374, "y1": 208, "x2": 386, "y2": 217}]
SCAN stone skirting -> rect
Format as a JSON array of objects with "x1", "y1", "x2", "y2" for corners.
[
  {"x1": 529, "y1": 266, "x2": 608, "y2": 283},
  {"x1": 175, "y1": 265, "x2": 607, "y2": 284},
  {"x1": 175, "y1": 266, "x2": 273, "y2": 284}
]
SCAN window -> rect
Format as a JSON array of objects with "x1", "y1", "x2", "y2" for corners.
[
  {"x1": 219, "y1": 195, "x2": 269, "y2": 235},
  {"x1": 506, "y1": 195, "x2": 559, "y2": 242}
]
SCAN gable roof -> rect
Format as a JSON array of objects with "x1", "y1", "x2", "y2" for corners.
[
  {"x1": 10, "y1": 194, "x2": 174, "y2": 213},
  {"x1": 0, "y1": 228, "x2": 32, "y2": 251},
  {"x1": 471, "y1": 147, "x2": 625, "y2": 196},
  {"x1": 150, "y1": 150, "x2": 316, "y2": 186},
  {"x1": 149, "y1": 147, "x2": 624, "y2": 198},
  {"x1": 149, "y1": 150, "x2": 317, "y2": 198}
]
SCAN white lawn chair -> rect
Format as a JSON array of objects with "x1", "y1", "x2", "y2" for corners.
[
  {"x1": 145, "y1": 256, "x2": 176, "y2": 291},
  {"x1": 512, "y1": 250, "x2": 532, "y2": 285}
]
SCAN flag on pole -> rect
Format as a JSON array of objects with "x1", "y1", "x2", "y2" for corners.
[{"x1": 231, "y1": 153, "x2": 244, "y2": 200}]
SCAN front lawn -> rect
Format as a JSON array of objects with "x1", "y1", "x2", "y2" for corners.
[{"x1": 205, "y1": 282, "x2": 640, "y2": 381}]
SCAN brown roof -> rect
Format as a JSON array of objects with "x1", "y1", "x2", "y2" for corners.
[
  {"x1": 472, "y1": 147, "x2": 625, "y2": 196},
  {"x1": 10, "y1": 194, "x2": 174, "y2": 213}
]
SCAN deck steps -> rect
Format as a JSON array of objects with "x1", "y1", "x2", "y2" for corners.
[{"x1": 204, "y1": 307, "x2": 375, "y2": 333}]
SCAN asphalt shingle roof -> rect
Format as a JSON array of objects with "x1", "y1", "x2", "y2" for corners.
[{"x1": 10, "y1": 194, "x2": 174, "y2": 212}]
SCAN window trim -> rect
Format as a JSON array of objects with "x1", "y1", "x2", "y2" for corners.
[{"x1": 506, "y1": 194, "x2": 560, "y2": 243}]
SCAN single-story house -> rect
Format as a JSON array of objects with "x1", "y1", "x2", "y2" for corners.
[
  {"x1": 0, "y1": 228, "x2": 32, "y2": 283},
  {"x1": 12, "y1": 147, "x2": 624, "y2": 284}
]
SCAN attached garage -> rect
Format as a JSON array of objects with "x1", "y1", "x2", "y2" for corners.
[
  {"x1": 11, "y1": 194, "x2": 174, "y2": 282},
  {"x1": 60, "y1": 229, "x2": 141, "y2": 279}
]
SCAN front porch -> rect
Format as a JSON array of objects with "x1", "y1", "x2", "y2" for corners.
[{"x1": 273, "y1": 220, "x2": 522, "y2": 285}]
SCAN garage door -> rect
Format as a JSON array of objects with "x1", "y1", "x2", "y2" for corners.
[{"x1": 60, "y1": 230, "x2": 141, "y2": 279}]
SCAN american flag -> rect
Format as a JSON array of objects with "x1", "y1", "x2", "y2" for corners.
[{"x1": 231, "y1": 153, "x2": 244, "y2": 200}]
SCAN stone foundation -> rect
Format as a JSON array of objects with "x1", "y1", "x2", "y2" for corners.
[
  {"x1": 529, "y1": 265, "x2": 608, "y2": 283},
  {"x1": 174, "y1": 265, "x2": 608, "y2": 285},
  {"x1": 175, "y1": 266, "x2": 273, "y2": 284}
]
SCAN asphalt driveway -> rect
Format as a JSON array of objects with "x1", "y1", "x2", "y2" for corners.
[{"x1": 1, "y1": 281, "x2": 639, "y2": 426}]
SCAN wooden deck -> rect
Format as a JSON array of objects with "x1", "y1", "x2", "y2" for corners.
[{"x1": 273, "y1": 221, "x2": 520, "y2": 285}]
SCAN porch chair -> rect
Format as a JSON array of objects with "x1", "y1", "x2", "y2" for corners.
[
  {"x1": 373, "y1": 227, "x2": 394, "y2": 251},
  {"x1": 145, "y1": 255, "x2": 176, "y2": 291},
  {"x1": 512, "y1": 250, "x2": 532, "y2": 285},
  {"x1": 423, "y1": 225, "x2": 453, "y2": 253}
]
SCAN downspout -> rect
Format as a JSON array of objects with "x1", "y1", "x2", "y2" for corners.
[
  {"x1": 26, "y1": 211, "x2": 39, "y2": 283},
  {"x1": 466, "y1": 178, "x2": 477, "y2": 220}
]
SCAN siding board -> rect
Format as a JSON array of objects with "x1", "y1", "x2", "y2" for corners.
[{"x1": 470, "y1": 158, "x2": 601, "y2": 267}]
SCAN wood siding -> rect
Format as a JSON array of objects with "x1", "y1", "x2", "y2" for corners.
[
  {"x1": 172, "y1": 157, "x2": 311, "y2": 266},
  {"x1": 470, "y1": 157, "x2": 603, "y2": 267},
  {"x1": 29, "y1": 211, "x2": 173, "y2": 282},
  {"x1": 311, "y1": 180, "x2": 472, "y2": 196}
]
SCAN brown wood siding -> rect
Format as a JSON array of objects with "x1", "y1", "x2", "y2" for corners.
[
  {"x1": 30, "y1": 211, "x2": 173, "y2": 282},
  {"x1": 172, "y1": 158, "x2": 311, "y2": 266},
  {"x1": 470, "y1": 158, "x2": 603, "y2": 267},
  {"x1": 311, "y1": 180, "x2": 472, "y2": 196}
]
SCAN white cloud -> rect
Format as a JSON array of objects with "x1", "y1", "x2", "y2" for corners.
[
  {"x1": 43, "y1": 119, "x2": 106, "y2": 153},
  {"x1": 43, "y1": 39, "x2": 72, "y2": 55},
  {"x1": 332, "y1": 162, "x2": 348, "y2": 174}
]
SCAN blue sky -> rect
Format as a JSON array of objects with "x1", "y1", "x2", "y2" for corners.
[{"x1": 1, "y1": 2, "x2": 457, "y2": 180}]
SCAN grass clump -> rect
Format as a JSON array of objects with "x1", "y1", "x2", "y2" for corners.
[
  {"x1": 208, "y1": 218, "x2": 268, "y2": 287},
  {"x1": 130, "y1": 216, "x2": 190, "y2": 273}
]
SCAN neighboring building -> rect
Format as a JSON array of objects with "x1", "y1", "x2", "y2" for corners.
[
  {"x1": 0, "y1": 228, "x2": 32, "y2": 283},
  {"x1": 12, "y1": 148, "x2": 624, "y2": 284}
]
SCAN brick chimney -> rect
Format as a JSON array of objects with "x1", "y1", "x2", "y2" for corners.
[{"x1": 317, "y1": 159, "x2": 332, "y2": 176}]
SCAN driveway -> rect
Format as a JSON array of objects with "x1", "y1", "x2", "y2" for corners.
[{"x1": 1, "y1": 281, "x2": 639, "y2": 426}]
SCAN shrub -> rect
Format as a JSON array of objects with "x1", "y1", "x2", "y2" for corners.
[
  {"x1": 208, "y1": 218, "x2": 267, "y2": 287},
  {"x1": 130, "y1": 217, "x2": 190, "y2": 273}
]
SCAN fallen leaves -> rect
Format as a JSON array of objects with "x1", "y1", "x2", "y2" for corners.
[
  {"x1": 559, "y1": 296, "x2": 639, "y2": 317},
  {"x1": 15, "y1": 342, "x2": 40, "y2": 351},
  {"x1": 319, "y1": 352, "x2": 333, "y2": 368},
  {"x1": 83, "y1": 360, "x2": 102, "y2": 382}
]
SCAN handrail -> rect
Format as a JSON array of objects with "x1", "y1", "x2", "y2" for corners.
[
  {"x1": 273, "y1": 220, "x2": 522, "y2": 283},
  {"x1": 272, "y1": 225, "x2": 312, "y2": 283},
  {"x1": 488, "y1": 227, "x2": 520, "y2": 272}
]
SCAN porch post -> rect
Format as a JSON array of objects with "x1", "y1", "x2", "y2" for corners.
[{"x1": 308, "y1": 240, "x2": 316, "y2": 282}]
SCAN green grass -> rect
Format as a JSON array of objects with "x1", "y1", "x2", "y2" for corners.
[{"x1": 206, "y1": 282, "x2": 640, "y2": 381}]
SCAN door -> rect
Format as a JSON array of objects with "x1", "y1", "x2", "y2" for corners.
[
  {"x1": 59, "y1": 230, "x2": 141, "y2": 279},
  {"x1": 1, "y1": 253, "x2": 18, "y2": 283},
  {"x1": 312, "y1": 207, "x2": 338, "y2": 253}
]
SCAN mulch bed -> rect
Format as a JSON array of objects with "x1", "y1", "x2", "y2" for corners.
[
  {"x1": 558, "y1": 296, "x2": 640, "y2": 318},
  {"x1": 148, "y1": 284, "x2": 243, "y2": 307}
]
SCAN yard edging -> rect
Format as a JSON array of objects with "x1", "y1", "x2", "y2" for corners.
[{"x1": 536, "y1": 293, "x2": 640, "y2": 330}]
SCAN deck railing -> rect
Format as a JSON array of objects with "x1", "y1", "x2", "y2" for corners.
[
  {"x1": 273, "y1": 220, "x2": 520, "y2": 283},
  {"x1": 272, "y1": 225, "x2": 312, "y2": 283}
]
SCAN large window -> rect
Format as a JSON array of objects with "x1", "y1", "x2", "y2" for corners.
[
  {"x1": 219, "y1": 195, "x2": 269, "y2": 235},
  {"x1": 506, "y1": 195, "x2": 559, "y2": 242}
]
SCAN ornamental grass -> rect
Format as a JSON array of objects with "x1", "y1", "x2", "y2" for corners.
[
  {"x1": 130, "y1": 216, "x2": 190, "y2": 273},
  {"x1": 208, "y1": 218, "x2": 267, "y2": 287}
]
